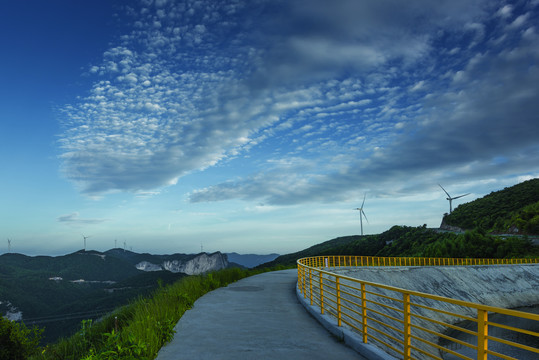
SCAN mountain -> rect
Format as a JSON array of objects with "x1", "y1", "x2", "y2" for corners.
[
  {"x1": 261, "y1": 180, "x2": 539, "y2": 268},
  {"x1": 0, "y1": 249, "x2": 230, "y2": 343},
  {"x1": 442, "y1": 178, "x2": 539, "y2": 234},
  {"x1": 225, "y1": 252, "x2": 280, "y2": 268}
]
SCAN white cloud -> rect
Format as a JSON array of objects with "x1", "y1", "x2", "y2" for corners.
[
  {"x1": 58, "y1": 0, "x2": 539, "y2": 207},
  {"x1": 496, "y1": 5, "x2": 513, "y2": 18},
  {"x1": 509, "y1": 13, "x2": 530, "y2": 29},
  {"x1": 57, "y1": 212, "x2": 108, "y2": 225}
]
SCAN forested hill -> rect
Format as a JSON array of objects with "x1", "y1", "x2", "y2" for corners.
[
  {"x1": 260, "y1": 179, "x2": 539, "y2": 268},
  {"x1": 260, "y1": 225, "x2": 538, "y2": 268},
  {"x1": 443, "y1": 178, "x2": 539, "y2": 234}
]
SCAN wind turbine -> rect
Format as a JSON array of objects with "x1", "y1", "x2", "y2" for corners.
[
  {"x1": 82, "y1": 235, "x2": 91, "y2": 251},
  {"x1": 7, "y1": 238, "x2": 11, "y2": 253},
  {"x1": 438, "y1": 184, "x2": 470, "y2": 213},
  {"x1": 354, "y1": 193, "x2": 369, "y2": 236}
]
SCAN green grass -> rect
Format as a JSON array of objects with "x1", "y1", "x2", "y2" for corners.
[{"x1": 29, "y1": 266, "x2": 291, "y2": 360}]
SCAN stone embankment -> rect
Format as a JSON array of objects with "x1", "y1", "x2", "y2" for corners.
[{"x1": 336, "y1": 264, "x2": 539, "y2": 309}]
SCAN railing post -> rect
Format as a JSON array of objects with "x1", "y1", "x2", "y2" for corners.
[
  {"x1": 477, "y1": 309, "x2": 488, "y2": 360},
  {"x1": 336, "y1": 277, "x2": 342, "y2": 326},
  {"x1": 361, "y1": 283, "x2": 368, "y2": 343},
  {"x1": 303, "y1": 265, "x2": 307, "y2": 299},
  {"x1": 298, "y1": 264, "x2": 303, "y2": 293},
  {"x1": 320, "y1": 272, "x2": 325, "y2": 314},
  {"x1": 403, "y1": 293, "x2": 412, "y2": 360},
  {"x1": 309, "y1": 268, "x2": 313, "y2": 305}
]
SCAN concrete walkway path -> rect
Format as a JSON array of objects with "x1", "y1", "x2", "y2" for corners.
[{"x1": 155, "y1": 269, "x2": 365, "y2": 360}]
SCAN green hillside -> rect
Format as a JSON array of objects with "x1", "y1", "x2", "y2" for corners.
[
  {"x1": 0, "y1": 250, "x2": 142, "y2": 281},
  {"x1": 262, "y1": 179, "x2": 539, "y2": 268},
  {"x1": 443, "y1": 178, "x2": 539, "y2": 234},
  {"x1": 261, "y1": 225, "x2": 538, "y2": 268},
  {"x1": 0, "y1": 250, "x2": 216, "y2": 344}
]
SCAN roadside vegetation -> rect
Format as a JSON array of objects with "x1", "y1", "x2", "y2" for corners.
[
  {"x1": 0, "y1": 317, "x2": 43, "y2": 360},
  {"x1": 1, "y1": 266, "x2": 288, "y2": 360}
]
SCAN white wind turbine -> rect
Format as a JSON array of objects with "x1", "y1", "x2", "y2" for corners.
[
  {"x1": 82, "y1": 234, "x2": 91, "y2": 251},
  {"x1": 438, "y1": 184, "x2": 470, "y2": 214},
  {"x1": 354, "y1": 194, "x2": 369, "y2": 236}
]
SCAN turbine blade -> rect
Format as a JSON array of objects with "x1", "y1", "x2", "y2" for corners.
[
  {"x1": 438, "y1": 184, "x2": 451, "y2": 198},
  {"x1": 361, "y1": 193, "x2": 366, "y2": 208},
  {"x1": 452, "y1": 193, "x2": 470, "y2": 200},
  {"x1": 362, "y1": 210, "x2": 369, "y2": 223}
]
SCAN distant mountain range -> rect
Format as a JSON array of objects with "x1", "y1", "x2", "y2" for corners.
[
  {"x1": 225, "y1": 252, "x2": 280, "y2": 268},
  {"x1": 0, "y1": 249, "x2": 280, "y2": 343},
  {"x1": 0, "y1": 249, "x2": 232, "y2": 343}
]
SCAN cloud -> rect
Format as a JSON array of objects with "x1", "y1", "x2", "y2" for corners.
[
  {"x1": 189, "y1": 3, "x2": 539, "y2": 204},
  {"x1": 59, "y1": 0, "x2": 277, "y2": 195},
  {"x1": 58, "y1": 0, "x2": 539, "y2": 205},
  {"x1": 57, "y1": 212, "x2": 108, "y2": 225},
  {"x1": 246, "y1": 0, "x2": 485, "y2": 87}
]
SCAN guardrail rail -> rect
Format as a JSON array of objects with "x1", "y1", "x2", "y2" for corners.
[{"x1": 297, "y1": 256, "x2": 539, "y2": 360}]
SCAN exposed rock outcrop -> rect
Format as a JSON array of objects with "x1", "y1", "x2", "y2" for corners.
[
  {"x1": 136, "y1": 252, "x2": 229, "y2": 275},
  {"x1": 439, "y1": 217, "x2": 465, "y2": 233}
]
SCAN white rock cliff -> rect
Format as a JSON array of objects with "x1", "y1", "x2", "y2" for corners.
[{"x1": 136, "y1": 252, "x2": 228, "y2": 275}]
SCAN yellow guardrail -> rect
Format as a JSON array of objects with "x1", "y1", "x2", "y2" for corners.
[{"x1": 297, "y1": 256, "x2": 539, "y2": 360}]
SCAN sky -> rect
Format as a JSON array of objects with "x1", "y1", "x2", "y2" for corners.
[{"x1": 1, "y1": 0, "x2": 538, "y2": 256}]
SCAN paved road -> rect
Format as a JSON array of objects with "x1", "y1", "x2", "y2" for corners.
[{"x1": 155, "y1": 269, "x2": 365, "y2": 360}]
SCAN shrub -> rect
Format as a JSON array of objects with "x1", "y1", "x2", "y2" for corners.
[{"x1": 0, "y1": 317, "x2": 43, "y2": 360}]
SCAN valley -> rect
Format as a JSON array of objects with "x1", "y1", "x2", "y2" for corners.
[{"x1": 0, "y1": 249, "x2": 273, "y2": 343}]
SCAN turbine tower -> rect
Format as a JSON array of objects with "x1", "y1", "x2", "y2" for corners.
[
  {"x1": 438, "y1": 184, "x2": 470, "y2": 213},
  {"x1": 82, "y1": 235, "x2": 91, "y2": 251},
  {"x1": 354, "y1": 193, "x2": 369, "y2": 236}
]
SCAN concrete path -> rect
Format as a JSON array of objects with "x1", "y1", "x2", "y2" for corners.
[{"x1": 155, "y1": 269, "x2": 365, "y2": 360}]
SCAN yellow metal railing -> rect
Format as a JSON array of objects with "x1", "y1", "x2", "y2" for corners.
[{"x1": 297, "y1": 256, "x2": 539, "y2": 360}]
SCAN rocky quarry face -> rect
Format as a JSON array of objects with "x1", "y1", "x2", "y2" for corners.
[{"x1": 136, "y1": 252, "x2": 229, "y2": 275}]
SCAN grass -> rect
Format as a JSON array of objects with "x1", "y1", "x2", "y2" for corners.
[{"x1": 30, "y1": 266, "x2": 291, "y2": 360}]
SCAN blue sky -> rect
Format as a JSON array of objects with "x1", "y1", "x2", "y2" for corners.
[{"x1": 1, "y1": 0, "x2": 538, "y2": 256}]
